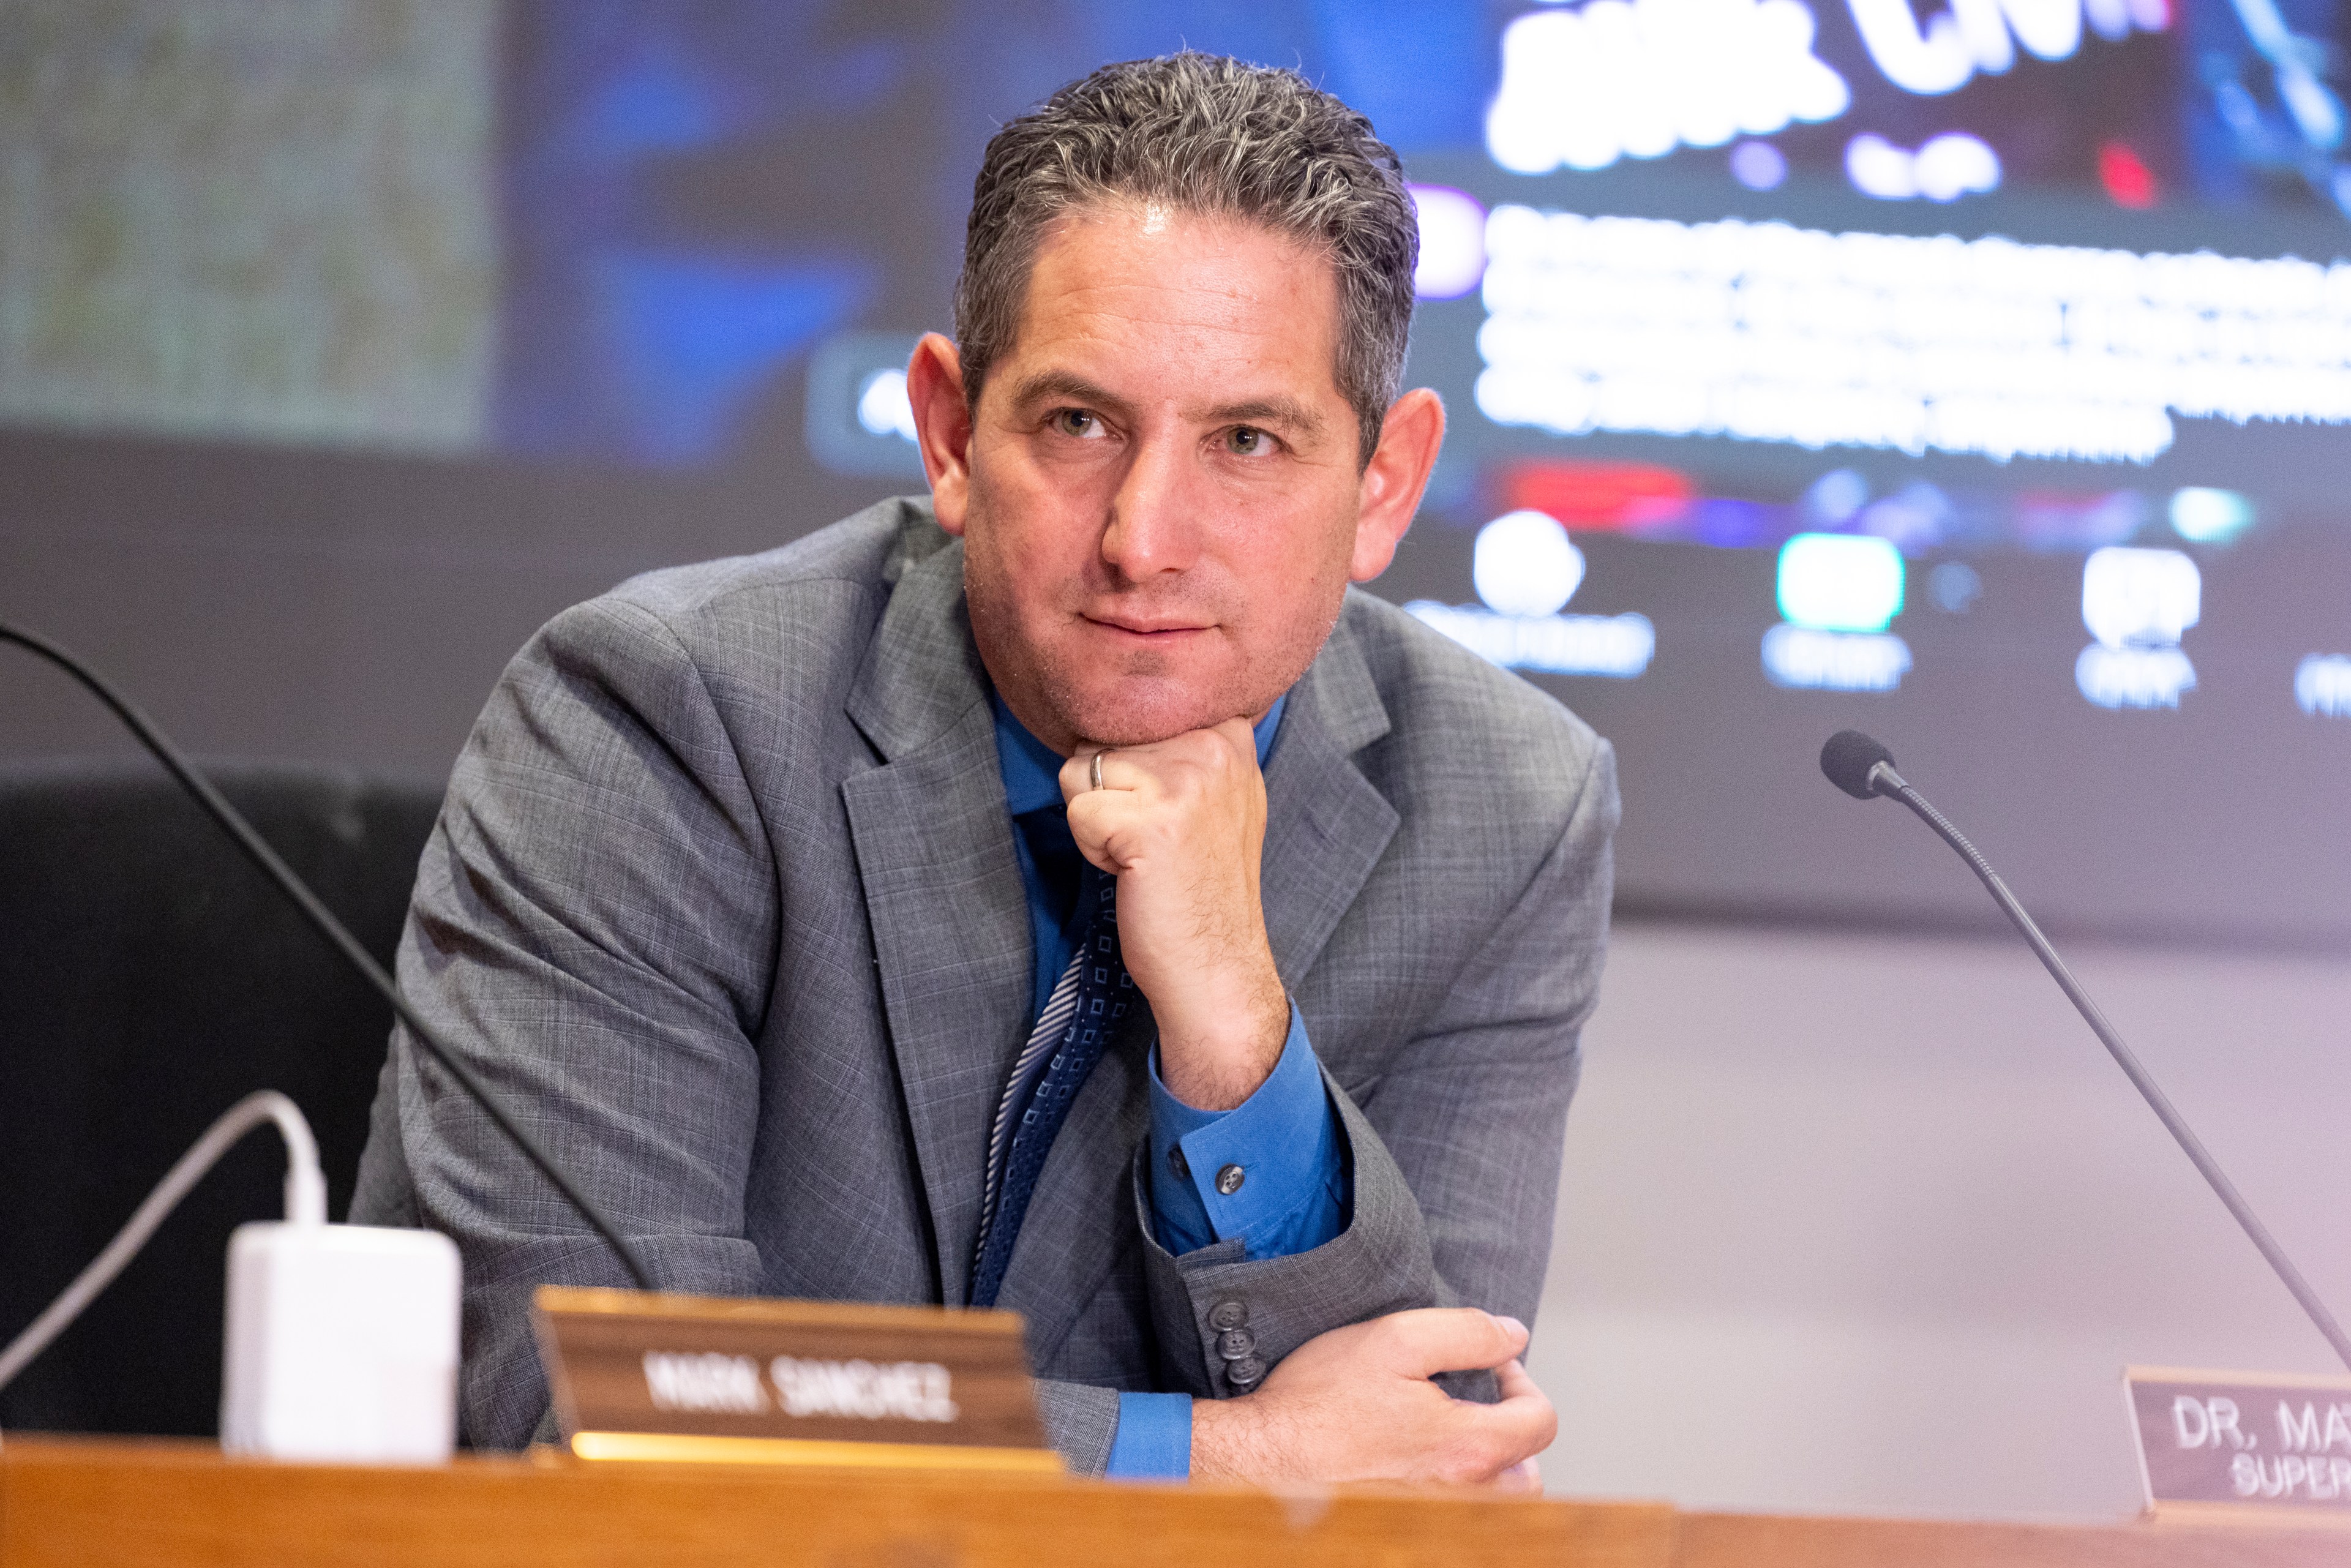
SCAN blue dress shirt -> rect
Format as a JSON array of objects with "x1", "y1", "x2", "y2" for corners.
[{"x1": 989, "y1": 694, "x2": 1349, "y2": 1479}]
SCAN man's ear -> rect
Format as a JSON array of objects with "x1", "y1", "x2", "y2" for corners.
[
  {"x1": 1349, "y1": 387, "x2": 1445, "y2": 582},
  {"x1": 908, "y1": 332, "x2": 974, "y2": 536}
]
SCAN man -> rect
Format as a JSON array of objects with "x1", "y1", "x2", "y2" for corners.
[{"x1": 353, "y1": 52, "x2": 1617, "y2": 1484}]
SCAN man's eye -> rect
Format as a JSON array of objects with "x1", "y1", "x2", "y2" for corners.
[
  {"x1": 1226, "y1": 426, "x2": 1270, "y2": 456},
  {"x1": 1052, "y1": 409, "x2": 1101, "y2": 438}
]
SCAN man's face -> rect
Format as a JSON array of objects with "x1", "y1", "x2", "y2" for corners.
[{"x1": 920, "y1": 201, "x2": 1426, "y2": 754}]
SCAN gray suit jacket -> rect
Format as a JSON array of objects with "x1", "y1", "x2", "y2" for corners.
[{"x1": 351, "y1": 497, "x2": 1618, "y2": 1473}]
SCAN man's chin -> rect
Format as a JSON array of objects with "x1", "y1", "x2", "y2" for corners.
[{"x1": 1059, "y1": 680, "x2": 1254, "y2": 748}]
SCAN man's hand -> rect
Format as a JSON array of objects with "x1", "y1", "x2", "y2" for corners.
[
  {"x1": 1061, "y1": 721, "x2": 1288, "y2": 1111},
  {"x1": 1189, "y1": 1308, "x2": 1556, "y2": 1487}
]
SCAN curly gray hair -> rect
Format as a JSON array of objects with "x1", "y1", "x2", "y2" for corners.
[{"x1": 953, "y1": 53, "x2": 1419, "y2": 467}]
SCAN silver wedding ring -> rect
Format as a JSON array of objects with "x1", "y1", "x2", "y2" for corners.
[{"x1": 1089, "y1": 749, "x2": 1109, "y2": 791}]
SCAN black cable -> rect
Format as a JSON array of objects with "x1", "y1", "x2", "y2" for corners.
[
  {"x1": 1869, "y1": 757, "x2": 2351, "y2": 1375},
  {"x1": 0, "y1": 618, "x2": 654, "y2": 1291}
]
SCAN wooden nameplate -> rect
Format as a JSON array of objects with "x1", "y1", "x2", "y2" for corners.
[
  {"x1": 531, "y1": 1286, "x2": 1062, "y2": 1474},
  {"x1": 2126, "y1": 1365, "x2": 2351, "y2": 1525}
]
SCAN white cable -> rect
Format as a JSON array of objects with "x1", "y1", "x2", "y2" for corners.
[{"x1": 0, "y1": 1090, "x2": 325, "y2": 1395}]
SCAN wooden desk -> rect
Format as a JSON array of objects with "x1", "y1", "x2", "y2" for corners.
[{"x1": 0, "y1": 1436, "x2": 2341, "y2": 1568}]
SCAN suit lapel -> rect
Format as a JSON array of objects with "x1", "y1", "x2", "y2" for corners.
[
  {"x1": 841, "y1": 533, "x2": 1031, "y2": 1307},
  {"x1": 1259, "y1": 605, "x2": 1399, "y2": 989}
]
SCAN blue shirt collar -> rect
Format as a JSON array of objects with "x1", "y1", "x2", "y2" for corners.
[{"x1": 992, "y1": 693, "x2": 1289, "y2": 816}]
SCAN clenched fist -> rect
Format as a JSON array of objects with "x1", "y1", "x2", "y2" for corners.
[{"x1": 1060, "y1": 719, "x2": 1289, "y2": 1111}]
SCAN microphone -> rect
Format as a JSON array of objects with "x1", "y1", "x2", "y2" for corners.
[
  {"x1": 1819, "y1": 728, "x2": 1898, "y2": 800},
  {"x1": 1818, "y1": 730, "x2": 2351, "y2": 1373},
  {"x1": 0, "y1": 617, "x2": 654, "y2": 1292}
]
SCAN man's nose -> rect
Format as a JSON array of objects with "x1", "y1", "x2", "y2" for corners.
[{"x1": 1099, "y1": 434, "x2": 1204, "y2": 580}]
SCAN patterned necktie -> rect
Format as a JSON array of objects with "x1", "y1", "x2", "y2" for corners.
[{"x1": 969, "y1": 868, "x2": 1134, "y2": 1308}]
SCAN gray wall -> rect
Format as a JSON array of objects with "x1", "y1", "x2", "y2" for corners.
[
  {"x1": 0, "y1": 429, "x2": 876, "y2": 774},
  {"x1": 1528, "y1": 919, "x2": 2351, "y2": 1520}
]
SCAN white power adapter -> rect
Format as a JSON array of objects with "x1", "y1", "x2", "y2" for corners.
[
  {"x1": 0, "y1": 1090, "x2": 463, "y2": 1463},
  {"x1": 216, "y1": 1098, "x2": 462, "y2": 1463},
  {"x1": 221, "y1": 1220, "x2": 460, "y2": 1463}
]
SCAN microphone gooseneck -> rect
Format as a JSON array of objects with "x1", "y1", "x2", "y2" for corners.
[
  {"x1": 1822, "y1": 730, "x2": 2351, "y2": 1373},
  {"x1": 0, "y1": 617, "x2": 655, "y2": 1292}
]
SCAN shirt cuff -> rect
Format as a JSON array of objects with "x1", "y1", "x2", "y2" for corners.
[
  {"x1": 1103, "y1": 1390, "x2": 1192, "y2": 1479},
  {"x1": 1146, "y1": 1003, "x2": 1346, "y2": 1259}
]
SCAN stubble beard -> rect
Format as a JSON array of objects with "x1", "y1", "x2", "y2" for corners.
[
  {"x1": 959, "y1": 495, "x2": 1352, "y2": 752},
  {"x1": 969, "y1": 577, "x2": 1347, "y2": 752},
  {"x1": 966, "y1": 566, "x2": 1241, "y2": 749}
]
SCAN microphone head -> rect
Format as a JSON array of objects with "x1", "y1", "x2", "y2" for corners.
[{"x1": 1821, "y1": 730, "x2": 1896, "y2": 799}]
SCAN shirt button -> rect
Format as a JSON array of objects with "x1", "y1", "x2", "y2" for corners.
[
  {"x1": 1215, "y1": 1327, "x2": 1256, "y2": 1360},
  {"x1": 1215, "y1": 1163, "x2": 1245, "y2": 1196},
  {"x1": 1224, "y1": 1354, "x2": 1267, "y2": 1390},
  {"x1": 1207, "y1": 1299, "x2": 1248, "y2": 1332},
  {"x1": 1166, "y1": 1144, "x2": 1190, "y2": 1180}
]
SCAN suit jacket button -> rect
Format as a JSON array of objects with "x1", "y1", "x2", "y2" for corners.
[
  {"x1": 1207, "y1": 1299, "x2": 1248, "y2": 1331},
  {"x1": 1167, "y1": 1144, "x2": 1190, "y2": 1180},
  {"x1": 1215, "y1": 1163, "x2": 1245, "y2": 1195},
  {"x1": 1216, "y1": 1327, "x2": 1256, "y2": 1360},
  {"x1": 1224, "y1": 1355, "x2": 1267, "y2": 1389}
]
